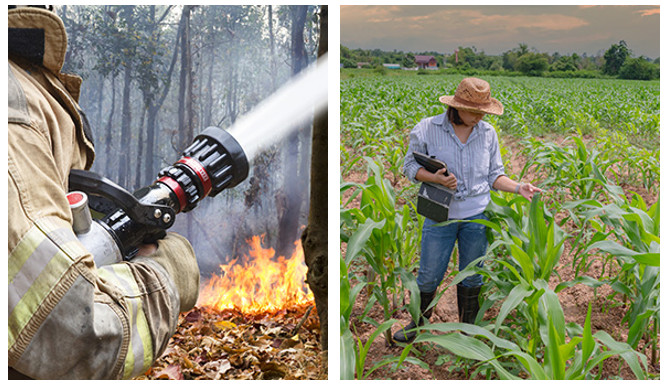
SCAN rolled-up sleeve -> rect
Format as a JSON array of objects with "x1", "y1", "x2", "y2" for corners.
[
  {"x1": 403, "y1": 122, "x2": 427, "y2": 183},
  {"x1": 487, "y1": 129, "x2": 506, "y2": 190}
]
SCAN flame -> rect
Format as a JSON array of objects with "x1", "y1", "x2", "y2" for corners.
[{"x1": 197, "y1": 235, "x2": 314, "y2": 314}]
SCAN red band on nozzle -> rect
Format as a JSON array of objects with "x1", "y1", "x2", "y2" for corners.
[
  {"x1": 177, "y1": 157, "x2": 212, "y2": 197},
  {"x1": 157, "y1": 176, "x2": 187, "y2": 213}
]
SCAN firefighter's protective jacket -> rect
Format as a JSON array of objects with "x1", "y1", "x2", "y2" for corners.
[{"x1": 8, "y1": 8, "x2": 189, "y2": 379}]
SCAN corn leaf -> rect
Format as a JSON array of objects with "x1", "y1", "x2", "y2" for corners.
[
  {"x1": 495, "y1": 284, "x2": 532, "y2": 334},
  {"x1": 344, "y1": 217, "x2": 385, "y2": 265},
  {"x1": 340, "y1": 328, "x2": 356, "y2": 380},
  {"x1": 594, "y1": 331, "x2": 648, "y2": 379},
  {"x1": 415, "y1": 332, "x2": 519, "y2": 380},
  {"x1": 545, "y1": 318, "x2": 565, "y2": 380}
]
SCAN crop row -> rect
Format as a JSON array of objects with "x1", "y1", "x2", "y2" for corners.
[{"x1": 340, "y1": 75, "x2": 659, "y2": 380}]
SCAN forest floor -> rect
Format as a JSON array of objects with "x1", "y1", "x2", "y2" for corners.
[
  {"x1": 341, "y1": 134, "x2": 660, "y2": 380},
  {"x1": 137, "y1": 304, "x2": 326, "y2": 380}
]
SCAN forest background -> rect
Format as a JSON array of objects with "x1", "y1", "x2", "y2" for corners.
[{"x1": 57, "y1": 4, "x2": 322, "y2": 273}]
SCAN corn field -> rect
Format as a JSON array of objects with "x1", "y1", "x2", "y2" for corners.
[{"x1": 340, "y1": 74, "x2": 659, "y2": 380}]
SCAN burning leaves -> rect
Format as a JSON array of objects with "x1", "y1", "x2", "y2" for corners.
[
  {"x1": 138, "y1": 235, "x2": 323, "y2": 380},
  {"x1": 139, "y1": 305, "x2": 325, "y2": 380},
  {"x1": 198, "y1": 235, "x2": 314, "y2": 314}
]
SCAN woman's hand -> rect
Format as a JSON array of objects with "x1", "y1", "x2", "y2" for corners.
[
  {"x1": 434, "y1": 168, "x2": 457, "y2": 190},
  {"x1": 518, "y1": 183, "x2": 542, "y2": 200},
  {"x1": 416, "y1": 167, "x2": 457, "y2": 190}
]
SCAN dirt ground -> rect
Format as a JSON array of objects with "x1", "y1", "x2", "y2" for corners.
[{"x1": 341, "y1": 135, "x2": 660, "y2": 380}]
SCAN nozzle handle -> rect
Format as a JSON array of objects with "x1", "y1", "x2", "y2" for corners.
[{"x1": 69, "y1": 169, "x2": 175, "y2": 229}]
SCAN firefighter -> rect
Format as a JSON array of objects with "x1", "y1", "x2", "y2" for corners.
[{"x1": 8, "y1": 6, "x2": 200, "y2": 379}]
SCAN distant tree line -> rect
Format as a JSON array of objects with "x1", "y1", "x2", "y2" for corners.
[{"x1": 341, "y1": 40, "x2": 659, "y2": 80}]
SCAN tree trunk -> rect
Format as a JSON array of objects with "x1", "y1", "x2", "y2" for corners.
[
  {"x1": 145, "y1": 106, "x2": 159, "y2": 182},
  {"x1": 204, "y1": 48, "x2": 215, "y2": 127},
  {"x1": 178, "y1": 5, "x2": 195, "y2": 151},
  {"x1": 116, "y1": 5, "x2": 136, "y2": 188},
  {"x1": 227, "y1": 64, "x2": 239, "y2": 123},
  {"x1": 277, "y1": 5, "x2": 309, "y2": 258},
  {"x1": 95, "y1": 73, "x2": 104, "y2": 137},
  {"x1": 104, "y1": 75, "x2": 116, "y2": 179},
  {"x1": 268, "y1": 5, "x2": 277, "y2": 91},
  {"x1": 118, "y1": 64, "x2": 133, "y2": 187},
  {"x1": 301, "y1": 5, "x2": 327, "y2": 353},
  {"x1": 143, "y1": 5, "x2": 180, "y2": 184},
  {"x1": 291, "y1": 6, "x2": 309, "y2": 75},
  {"x1": 177, "y1": 5, "x2": 198, "y2": 238},
  {"x1": 134, "y1": 107, "x2": 147, "y2": 190}
]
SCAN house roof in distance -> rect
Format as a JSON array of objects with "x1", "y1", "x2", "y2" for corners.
[{"x1": 414, "y1": 55, "x2": 436, "y2": 63}]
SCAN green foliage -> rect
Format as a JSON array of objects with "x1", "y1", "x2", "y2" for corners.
[
  {"x1": 341, "y1": 57, "x2": 356, "y2": 68},
  {"x1": 340, "y1": 73, "x2": 659, "y2": 380},
  {"x1": 340, "y1": 42, "x2": 657, "y2": 79},
  {"x1": 566, "y1": 194, "x2": 660, "y2": 365},
  {"x1": 411, "y1": 195, "x2": 649, "y2": 379},
  {"x1": 543, "y1": 70, "x2": 601, "y2": 79},
  {"x1": 520, "y1": 135, "x2": 616, "y2": 203},
  {"x1": 515, "y1": 52, "x2": 549, "y2": 76},
  {"x1": 341, "y1": 157, "x2": 424, "y2": 344},
  {"x1": 619, "y1": 57, "x2": 660, "y2": 80},
  {"x1": 341, "y1": 76, "x2": 659, "y2": 176},
  {"x1": 550, "y1": 54, "x2": 578, "y2": 72},
  {"x1": 373, "y1": 65, "x2": 388, "y2": 76},
  {"x1": 402, "y1": 53, "x2": 416, "y2": 68},
  {"x1": 603, "y1": 40, "x2": 630, "y2": 75}
]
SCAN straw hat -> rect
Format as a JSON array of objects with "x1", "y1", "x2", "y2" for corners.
[{"x1": 439, "y1": 77, "x2": 504, "y2": 115}]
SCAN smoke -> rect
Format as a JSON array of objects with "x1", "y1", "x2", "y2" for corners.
[
  {"x1": 172, "y1": 128, "x2": 310, "y2": 275},
  {"x1": 227, "y1": 54, "x2": 328, "y2": 162},
  {"x1": 178, "y1": 55, "x2": 328, "y2": 273}
]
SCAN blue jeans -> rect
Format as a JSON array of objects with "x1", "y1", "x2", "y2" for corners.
[{"x1": 416, "y1": 213, "x2": 488, "y2": 292}]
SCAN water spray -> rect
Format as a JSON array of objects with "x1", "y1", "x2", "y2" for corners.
[
  {"x1": 67, "y1": 55, "x2": 327, "y2": 266},
  {"x1": 229, "y1": 53, "x2": 328, "y2": 160}
]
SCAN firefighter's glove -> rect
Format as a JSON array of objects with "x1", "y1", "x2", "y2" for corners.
[{"x1": 135, "y1": 232, "x2": 200, "y2": 312}]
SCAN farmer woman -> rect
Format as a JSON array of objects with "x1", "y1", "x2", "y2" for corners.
[{"x1": 394, "y1": 77, "x2": 541, "y2": 343}]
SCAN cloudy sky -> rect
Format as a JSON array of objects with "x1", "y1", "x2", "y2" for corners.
[{"x1": 340, "y1": 5, "x2": 660, "y2": 58}]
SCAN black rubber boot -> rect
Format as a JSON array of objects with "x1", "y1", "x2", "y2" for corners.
[
  {"x1": 393, "y1": 290, "x2": 436, "y2": 343},
  {"x1": 457, "y1": 284, "x2": 481, "y2": 324}
]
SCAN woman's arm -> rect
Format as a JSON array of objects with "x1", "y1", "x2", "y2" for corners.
[
  {"x1": 416, "y1": 167, "x2": 457, "y2": 190},
  {"x1": 493, "y1": 175, "x2": 542, "y2": 200}
]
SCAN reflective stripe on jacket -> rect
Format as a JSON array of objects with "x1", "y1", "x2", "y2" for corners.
[{"x1": 8, "y1": 7, "x2": 180, "y2": 379}]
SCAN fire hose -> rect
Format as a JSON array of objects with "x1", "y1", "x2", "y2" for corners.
[{"x1": 67, "y1": 126, "x2": 249, "y2": 266}]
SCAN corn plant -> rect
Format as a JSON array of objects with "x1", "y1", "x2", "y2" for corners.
[
  {"x1": 339, "y1": 225, "x2": 427, "y2": 380},
  {"x1": 340, "y1": 156, "x2": 424, "y2": 345},
  {"x1": 340, "y1": 143, "x2": 363, "y2": 175},
  {"x1": 340, "y1": 256, "x2": 416, "y2": 380},
  {"x1": 340, "y1": 74, "x2": 659, "y2": 379},
  {"x1": 520, "y1": 135, "x2": 614, "y2": 204},
  {"x1": 477, "y1": 195, "x2": 568, "y2": 353},
  {"x1": 407, "y1": 196, "x2": 648, "y2": 379},
  {"x1": 340, "y1": 256, "x2": 362, "y2": 380},
  {"x1": 376, "y1": 138, "x2": 408, "y2": 187},
  {"x1": 579, "y1": 195, "x2": 660, "y2": 366},
  {"x1": 556, "y1": 192, "x2": 660, "y2": 367},
  {"x1": 414, "y1": 300, "x2": 647, "y2": 379}
]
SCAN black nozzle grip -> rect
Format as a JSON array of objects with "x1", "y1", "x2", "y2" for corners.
[{"x1": 69, "y1": 169, "x2": 175, "y2": 229}]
